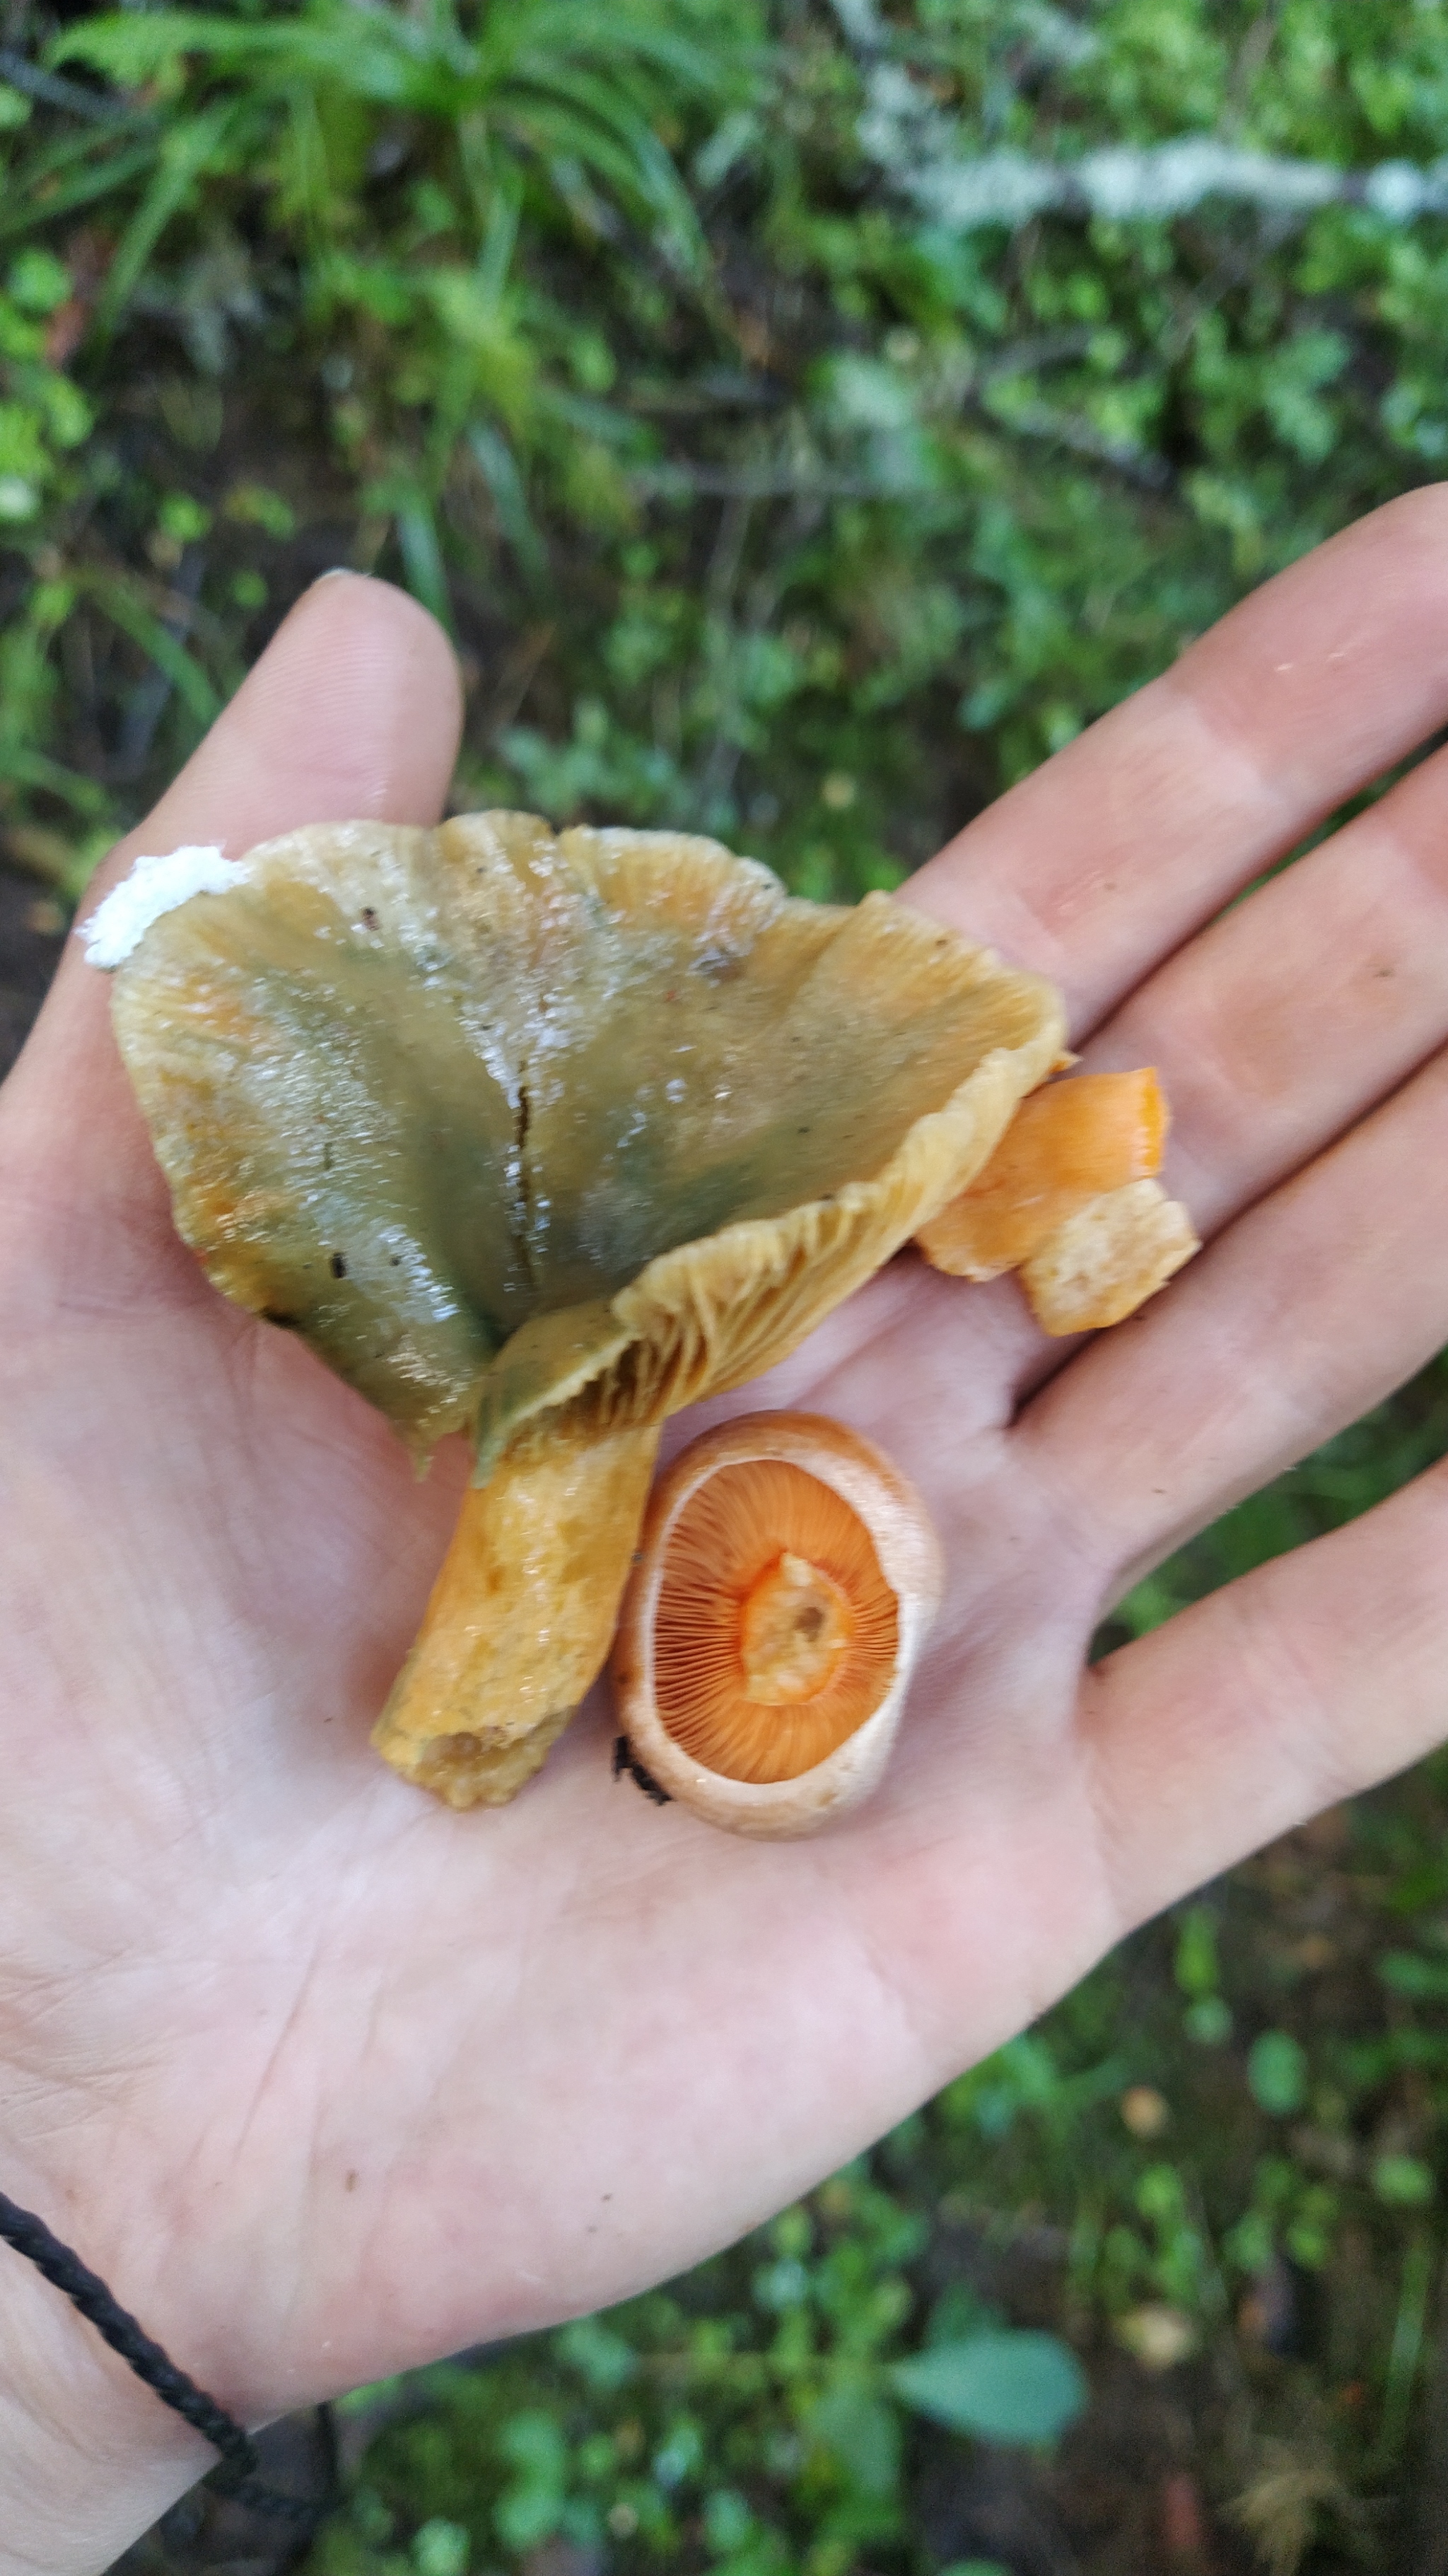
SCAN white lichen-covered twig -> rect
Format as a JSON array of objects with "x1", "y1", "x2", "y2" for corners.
[{"x1": 831, "y1": 0, "x2": 1448, "y2": 234}]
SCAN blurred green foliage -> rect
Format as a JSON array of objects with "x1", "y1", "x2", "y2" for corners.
[
  {"x1": 8, "y1": 0, "x2": 1448, "y2": 899},
  {"x1": 8, "y1": 1, "x2": 1448, "y2": 2565}
]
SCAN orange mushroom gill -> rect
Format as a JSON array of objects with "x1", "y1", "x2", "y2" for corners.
[
  {"x1": 652, "y1": 1458, "x2": 900, "y2": 1783},
  {"x1": 613, "y1": 1412, "x2": 942, "y2": 1837}
]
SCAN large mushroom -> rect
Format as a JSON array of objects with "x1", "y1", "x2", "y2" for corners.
[{"x1": 95, "y1": 812, "x2": 1065, "y2": 1808}]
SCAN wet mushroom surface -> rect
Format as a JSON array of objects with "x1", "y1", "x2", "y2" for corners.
[{"x1": 98, "y1": 811, "x2": 1066, "y2": 1808}]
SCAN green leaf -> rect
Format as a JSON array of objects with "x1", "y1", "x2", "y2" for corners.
[
  {"x1": 494, "y1": 2408, "x2": 568, "y2": 2553},
  {"x1": 7, "y1": 248, "x2": 70, "y2": 312},
  {"x1": 702, "y1": 2489, "x2": 754, "y2": 2555},
  {"x1": 224, "y1": 483, "x2": 297, "y2": 541},
  {"x1": 412, "y1": 2521, "x2": 469, "y2": 2576},
  {"x1": 392, "y1": 485, "x2": 453, "y2": 631},
  {"x1": 88, "y1": 577, "x2": 221, "y2": 730},
  {"x1": 469, "y1": 422, "x2": 547, "y2": 585},
  {"x1": 1174, "y1": 1904, "x2": 1219, "y2": 1999},
  {"x1": 158, "y1": 492, "x2": 211, "y2": 544},
  {"x1": 810, "y1": 2383, "x2": 901, "y2": 2498},
  {"x1": 889, "y1": 2332, "x2": 1087, "y2": 2446},
  {"x1": 1378, "y1": 1949, "x2": 1448, "y2": 2001},
  {"x1": 1246, "y1": 2032, "x2": 1307, "y2": 2117},
  {"x1": 49, "y1": 14, "x2": 229, "y2": 87},
  {"x1": 498, "y1": 2409, "x2": 568, "y2": 2481},
  {"x1": 554, "y1": 2314, "x2": 636, "y2": 2391},
  {"x1": 1184, "y1": 1996, "x2": 1233, "y2": 2047},
  {"x1": 1372, "y1": 2155, "x2": 1435, "y2": 2208},
  {"x1": 494, "y1": 2483, "x2": 564, "y2": 2553},
  {"x1": 926, "y1": 2282, "x2": 1004, "y2": 2348},
  {"x1": 0, "y1": 139, "x2": 158, "y2": 245}
]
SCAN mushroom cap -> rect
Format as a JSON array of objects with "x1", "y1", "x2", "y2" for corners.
[
  {"x1": 612, "y1": 1410, "x2": 942, "y2": 1839},
  {"x1": 110, "y1": 812, "x2": 1065, "y2": 1460}
]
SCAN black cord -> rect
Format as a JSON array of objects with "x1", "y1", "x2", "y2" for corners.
[{"x1": 0, "y1": 2191, "x2": 329, "y2": 2525}]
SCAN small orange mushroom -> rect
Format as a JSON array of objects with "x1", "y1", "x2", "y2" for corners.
[
  {"x1": 915, "y1": 1065, "x2": 1198, "y2": 1334},
  {"x1": 612, "y1": 1412, "x2": 941, "y2": 1838},
  {"x1": 916, "y1": 1067, "x2": 1169, "y2": 1280}
]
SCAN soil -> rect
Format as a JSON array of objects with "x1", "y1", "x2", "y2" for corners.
[{"x1": 0, "y1": 864, "x2": 66, "y2": 1075}]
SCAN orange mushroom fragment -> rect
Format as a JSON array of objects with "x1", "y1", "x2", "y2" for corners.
[
  {"x1": 613, "y1": 1412, "x2": 941, "y2": 1838},
  {"x1": 916, "y1": 1068, "x2": 1169, "y2": 1282},
  {"x1": 1020, "y1": 1178, "x2": 1200, "y2": 1336}
]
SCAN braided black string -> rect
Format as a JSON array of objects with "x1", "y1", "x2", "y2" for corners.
[{"x1": 0, "y1": 2191, "x2": 327, "y2": 2524}]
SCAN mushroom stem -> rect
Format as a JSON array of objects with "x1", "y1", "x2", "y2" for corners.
[{"x1": 373, "y1": 1414, "x2": 662, "y2": 1810}]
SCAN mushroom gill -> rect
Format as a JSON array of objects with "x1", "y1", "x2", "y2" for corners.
[
  {"x1": 96, "y1": 812, "x2": 1064, "y2": 1809},
  {"x1": 652, "y1": 1457, "x2": 900, "y2": 1784},
  {"x1": 613, "y1": 1411, "x2": 941, "y2": 1838}
]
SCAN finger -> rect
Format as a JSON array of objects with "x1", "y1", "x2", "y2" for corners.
[
  {"x1": 1080, "y1": 1450, "x2": 1448, "y2": 1934},
  {"x1": 902, "y1": 486, "x2": 1448, "y2": 1028},
  {"x1": 1020, "y1": 1041, "x2": 1448, "y2": 1592},
  {"x1": 1086, "y1": 729, "x2": 1448, "y2": 1235},
  {"x1": 0, "y1": 575, "x2": 462, "y2": 1292},
  {"x1": 863, "y1": 697, "x2": 1448, "y2": 1444}
]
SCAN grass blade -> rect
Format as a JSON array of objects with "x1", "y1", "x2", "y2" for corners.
[
  {"x1": 87, "y1": 575, "x2": 221, "y2": 730},
  {"x1": 92, "y1": 98, "x2": 238, "y2": 337}
]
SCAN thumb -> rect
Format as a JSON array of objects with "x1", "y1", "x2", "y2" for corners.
[{"x1": 0, "y1": 573, "x2": 462, "y2": 1309}]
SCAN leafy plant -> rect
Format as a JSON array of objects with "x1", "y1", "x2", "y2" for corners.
[{"x1": 889, "y1": 2331, "x2": 1087, "y2": 2447}]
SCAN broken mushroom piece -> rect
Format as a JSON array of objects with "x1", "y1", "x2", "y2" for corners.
[
  {"x1": 612, "y1": 1412, "x2": 942, "y2": 1838},
  {"x1": 916, "y1": 1068, "x2": 1169, "y2": 1280},
  {"x1": 97, "y1": 813, "x2": 1065, "y2": 1808},
  {"x1": 916, "y1": 1065, "x2": 1199, "y2": 1334},
  {"x1": 1020, "y1": 1178, "x2": 1200, "y2": 1336}
]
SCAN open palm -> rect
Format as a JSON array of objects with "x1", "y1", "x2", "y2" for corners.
[{"x1": 6, "y1": 505, "x2": 1448, "y2": 2570}]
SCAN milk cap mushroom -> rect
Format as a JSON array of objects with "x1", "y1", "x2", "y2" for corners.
[
  {"x1": 916, "y1": 1067, "x2": 1169, "y2": 1280},
  {"x1": 916, "y1": 1065, "x2": 1199, "y2": 1333},
  {"x1": 611, "y1": 1412, "x2": 942, "y2": 1838},
  {"x1": 97, "y1": 813, "x2": 1064, "y2": 1807}
]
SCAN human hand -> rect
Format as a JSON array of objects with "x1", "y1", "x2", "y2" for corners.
[{"x1": 4, "y1": 498, "x2": 1448, "y2": 2568}]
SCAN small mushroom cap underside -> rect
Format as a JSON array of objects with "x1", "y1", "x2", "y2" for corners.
[
  {"x1": 612, "y1": 1412, "x2": 942, "y2": 1840},
  {"x1": 110, "y1": 814, "x2": 1066, "y2": 1462}
]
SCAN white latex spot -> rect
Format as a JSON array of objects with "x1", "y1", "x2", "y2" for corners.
[{"x1": 81, "y1": 845, "x2": 245, "y2": 969}]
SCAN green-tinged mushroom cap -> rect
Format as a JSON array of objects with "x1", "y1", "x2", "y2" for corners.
[{"x1": 105, "y1": 812, "x2": 1065, "y2": 1805}]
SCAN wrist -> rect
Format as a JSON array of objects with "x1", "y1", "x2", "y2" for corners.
[{"x1": 0, "y1": 2216, "x2": 208, "y2": 2576}]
